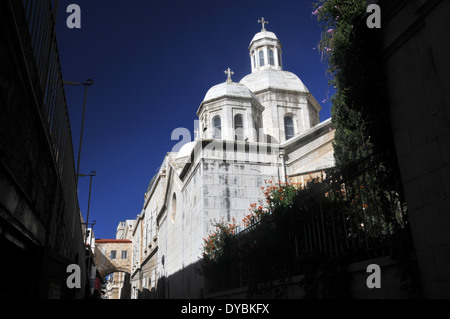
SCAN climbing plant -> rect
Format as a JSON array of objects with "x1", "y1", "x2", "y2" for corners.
[
  {"x1": 312, "y1": 0, "x2": 396, "y2": 174},
  {"x1": 311, "y1": 0, "x2": 421, "y2": 297}
]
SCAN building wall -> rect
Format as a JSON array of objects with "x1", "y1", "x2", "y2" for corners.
[
  {"x1": 381, "y1": 0, "x2": 450, "y2": 298},
  {"x1": 206, "y1": 256, "x2": 409, "y2": 299},
  {"x1": 94, "y1": 240, "x2": 131, "y2": 277},
  {"x1": 0, "y1": 1, "x2": 86, "y2": 298},
  {"x1": 130, "y1": 216, "x2": 144, "y2": 298},
  {"x1": 152, "y1": 142, "x2": 285, "y2": 298},
  {"x1": 284, "y1": 119, "x2": 335, "y2": 178}
]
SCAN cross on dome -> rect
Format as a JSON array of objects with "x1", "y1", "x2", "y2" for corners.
[
  {"x1": 224, "y1": 67, "x2": 234, "y2": 83},
  {"x1": 258, "y1": 17, "x2": 269, "y2": 31}
]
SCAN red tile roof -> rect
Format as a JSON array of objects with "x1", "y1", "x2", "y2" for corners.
[{"x1": 95, "y1": 239, "x2": 132, "y2": 243}]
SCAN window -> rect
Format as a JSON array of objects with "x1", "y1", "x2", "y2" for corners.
[
  {"x1": 253, "y1": 54, "x2": 256, "y2": 69},
  {"x1": 284, "y1": 116, "x2": 295, "y2": 140},
  {"x1": 259, "y1": 50, "x2": 265, "y2": 67},
  {"x1": 278, "y1": 51, "x2": 282, "y2": 67},
  {"x1": 171, "y1": 193, "x2": 177, "y2": 224},
  {"x1": 254, "y1": 119, "x2": 260, "y2": 142},
  {"x1": 269, "y1": 49, "x2": 274, "y2": 66},
  {"x1": 212, "y1": 116, "x2": 221, "y2": 139},
  {"x1": 110, "y1": 250, "x2": 117, "y2": 259},
  {"x1": 234, "y1": 114, "x2": 244, "y2": 141},
  {"x1": 121, "y1": 250, "x2": 127, "y2": 259}
]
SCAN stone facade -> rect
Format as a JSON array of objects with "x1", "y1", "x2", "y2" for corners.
[
  {"x1": 95, "y1": 239, "x2": 132, "y2": 278},
  {"x1": 380, "y1": 0, "x2": 450, "y2": 298},
  {"x1": 0, "y1": 1, "x2": 87, "y2": 298},
  {"x1": 103, "y1": 220, "x2": 134, "y2": 299},
  {"x1": 95, "y1": 239, "x2": 132, "y2": 299}
]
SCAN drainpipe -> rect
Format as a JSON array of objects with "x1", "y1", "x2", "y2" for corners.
[{"x1": 278, "y1": 149, "x2": 286, "y2": 183}]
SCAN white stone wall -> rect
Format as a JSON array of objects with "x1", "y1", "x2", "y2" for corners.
[
  {"x1": 253, "y1": 90, "x2": 319, "y2": 143},
  {"x1": 201, "y1": 159, "x2": 279, "y2": 228},
  {"x1": 284, "y1": 125, "x2": 335, "y2": 176},
  {"x1": 198, "y1": 96, "x2": 263, "y2": 142},
  {"x1": 149, "y1": 142, "x2": 282, "y2": 298}
]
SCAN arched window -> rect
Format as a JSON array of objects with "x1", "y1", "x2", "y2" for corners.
[
  {"x1": 259, "y1": 50, "x2": 265, "y2": 67},
  {"x1": 284, "y1": 116, "x2": 295, "y2": 140},
  {"x1": 234, "y1": 114, "x2": 244, "y2": 141},
  {"x1": 254, "y1": 119, "x2": 260, "y2": 142},
  {"x1": 171, "y1": 193, "x2": 177, "y2": 224},
  {"x1": 268, "y1": 49, "x2": 275, "y2": 66},
  {"x1": 212, "y1": 116, "x2": 221, "y2": 139}
]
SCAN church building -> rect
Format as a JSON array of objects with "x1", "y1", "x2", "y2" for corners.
[{"x1": 126, "y1": 19, "x2": 335, "y2": 299}]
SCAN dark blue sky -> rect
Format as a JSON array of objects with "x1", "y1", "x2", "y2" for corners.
[{"x1": 55, "y1": 0, "x2": 333, "y2": 239}]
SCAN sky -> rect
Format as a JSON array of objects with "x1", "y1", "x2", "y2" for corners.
[{"x1": 55, "y1": 0, "x2": 333, "y2": 240}]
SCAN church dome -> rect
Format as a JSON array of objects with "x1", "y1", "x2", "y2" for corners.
[
  {"x1": 202, "y1": 81, "x2": 257, "y2": 103},
  {"x1": 250, "y1": 30, "x2": 279, "y2": 46},
  {"x1": 240, "y1": 68, "x2": 309, "y2": 94}
]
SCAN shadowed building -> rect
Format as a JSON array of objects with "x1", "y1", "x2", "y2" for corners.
[
  {"x1": 0, "y1": 1, "x2": 87, "y2": 298},
  {"x1": 379, "y1": 0, "x2": 450, "y2": 298}
]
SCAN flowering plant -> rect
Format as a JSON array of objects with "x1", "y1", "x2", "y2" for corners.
[
  {"x1": 201, "y1": 218, "x2": 238, "y2": 263},
  {"x1": 202, "y1": 179, "x2": 302, "y2": 262},
  {"x1": 243, "y1": 179, "x2": 301, "y2": 227}
]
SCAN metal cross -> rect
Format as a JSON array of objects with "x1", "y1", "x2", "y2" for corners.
[
  {"x1": 224, "y1": 67, "x2": 234, "y2": 83},
  {"x1": 258, "y1": 17, "x2": 269, "y2": 31}
]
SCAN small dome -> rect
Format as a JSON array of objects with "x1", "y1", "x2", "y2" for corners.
[
  {"x1": 203, "y1": 81, "x2": 257, "y2": 103},
  {"x1": 250, "y1": 30, "x2": 279, "y2": 45},
  {"x1": 176, "y1": 141, "x2": 195, "y2": 160},
  {"x1": 240, "y1": 69, "x2": 309, "y2": 94}
]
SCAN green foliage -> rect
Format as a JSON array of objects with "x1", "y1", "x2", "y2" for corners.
[
  {"x1": 202, "y1": 218, "x2": 238, "y2": 263},
  {"x1": 313, "y1": 0, "x2": 395, "y2": 172},
  {"x1": 242, "y1": 179, "x2": 301, "y2": 227},
  {"x1": 200, "y1": 218, "x2": 238, "y2": 290}
]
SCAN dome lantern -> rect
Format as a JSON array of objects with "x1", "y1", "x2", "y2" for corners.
[{"x1": 249, "y1": 18, "x2": 282, "y2": 73}]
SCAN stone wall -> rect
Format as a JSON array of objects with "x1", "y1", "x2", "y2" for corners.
[
  {"x1": 381, "y1": 0, "x2": 450, "y2": 298},
  {"x1": 0, "y1": 1, "x2": 86, "y2": 298},
  {"x1": 95, "y1": 240, "x2": 132, "y2": 278},
  {"x1": 153, "y1": 142, "x2": 283, "y2": 298},
  {"x1": 206, "y1": 256, "x2": 408, "y2": 299}
]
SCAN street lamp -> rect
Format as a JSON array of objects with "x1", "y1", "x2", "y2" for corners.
[
  {"x1": 64, "y1": 79, "x2": 94, "y2": 187},
  {"x1": 78, "y1": 171, "x2": 96, "y2": 245},
  {"x1": 88, "y1": 220, "x2": 97, "y2": 249}
]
